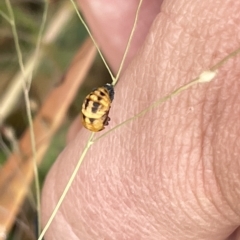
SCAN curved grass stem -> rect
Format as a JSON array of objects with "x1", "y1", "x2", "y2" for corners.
[
  {"x1": 5, "y1": 0, "x2": 49, "y2": 236},
  {"x1": 113, "y1": 0, "x2": 143, "y2": 86},
  {"x1": 70, "y1": 0, "x2": 115, "y2": 82}
]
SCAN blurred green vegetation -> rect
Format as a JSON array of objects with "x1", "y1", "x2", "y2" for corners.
[{"x1": 0, "y1": 0, "x2": 111, "y2": 239}]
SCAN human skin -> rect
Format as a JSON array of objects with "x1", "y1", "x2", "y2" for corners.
[{"x1": 41, "y1": 0, "x2": 240, "y2": 239}]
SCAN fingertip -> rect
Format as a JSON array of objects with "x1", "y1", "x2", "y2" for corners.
[{"x1": 77, "y1": 0, "x2": 160, "y2": 72}]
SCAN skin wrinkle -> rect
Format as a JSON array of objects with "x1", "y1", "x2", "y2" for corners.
[
  {"x1": 140, "y1": 186, "x2": 173, "y2": 236},
  {"x1": 131, "y1": 119, "x2": 176, "y2": 235},
  {"x1": 98, "y1": 156, "x2": 147, "y2": 238},
  {"x1": 73, "y1": 177, "x2": 98, "y2": 238},
  {"x1": 157, "y1": 124, "x2": 187, "y2": 235},
  {"x1": 198, "y1": 139, "x2": 224, "y2": 227},
  {"x1": 212, "y1": 79, "x2": 240, "y2": 218},
  {"x1": 200, "y1": 72, "x2": 239, "y2": 227},
  {"x1": 214, "y1": 176, "x2": 240, "y2": 226},
  {"x1": 140, "y1": 193, "x2": 161, "y2": 234},
  {"x1": 183, "y1": 123, "x2": 207, "y2": 225},
  {"x1": 176, "y1": 129, "x2": 210, "y2": 236},
  {"x1": 221, "y1": 149, "x2": 240, "y2": 219},
  {"x1": 174, "y1": 127, "x2": 190, "y2": 231},
  {"x1": 210, "y1": 144, "x2": 237, "y2": 227},
  {"x1": 157, "y1": 169, "x2": 176, "y2": 225},
  {"x1": 195, "y1": 166, "x2": 226, "y2": 230},
  {"x1": 192, "y1": 157, "x2": 213, "y2": 225},
  {"x1": 89, "y1": 181, "x2": 121, "y2": 237},
  {"x1": 89, "y1": 151, "x2": 122, "y2": 237},
  {"x1": 172, "y1": 167, "x2": 196, "y2": 237},
  {"x1": 141, "y1": 170, "x2": 163, "y2": 230},
  {"x1": 228, "y1": 171, "x2": 240, "y2": 218},
  {"x1": 127, "y1": 142, "x2": 160, "y2": 232},
  {"x1": 216, "y1": 94, "x2": 240, "y2": 217},
  {"x1": 200, "y1": 83, "x2": 218, "y2": 218},
  {"x1": 54, "y1": 186, "x2": 86, "y2": 240},
  {"x1": 96, "y1": 192, "x2": 119, "y2": 235},
  {"x1": 166, "y1": 18, "x2": 183, "y2": 52}
]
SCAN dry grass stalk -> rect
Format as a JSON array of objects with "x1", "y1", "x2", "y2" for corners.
[{"x1": 0, "y1": 38, "x2": 96, "y2": 238}]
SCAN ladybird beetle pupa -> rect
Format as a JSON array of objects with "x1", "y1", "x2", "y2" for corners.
[{"x1": 81, "y1": 83, "x2": 114, "y2": 132}]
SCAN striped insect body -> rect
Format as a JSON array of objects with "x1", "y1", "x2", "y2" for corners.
[{"x1": 81, "y1": 83, "x2": 114, "y2": 132}]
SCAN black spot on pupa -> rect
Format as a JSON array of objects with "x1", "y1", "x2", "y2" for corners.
[
  {"x1": 99, "y1": 91, "x2": 106, "y2": 97},
  {"x1": 89, "y1": 118, "x2": 95, "y2": 123},
  {"x1": 92, "y1": 101, "x2": 100, "y2": 113},
  {"x1": 97, "y1": 96, "x2": 102, "y2": 102},
  {"x1": 84, "y1": 98, "x2": 90, "y2": 109}
]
